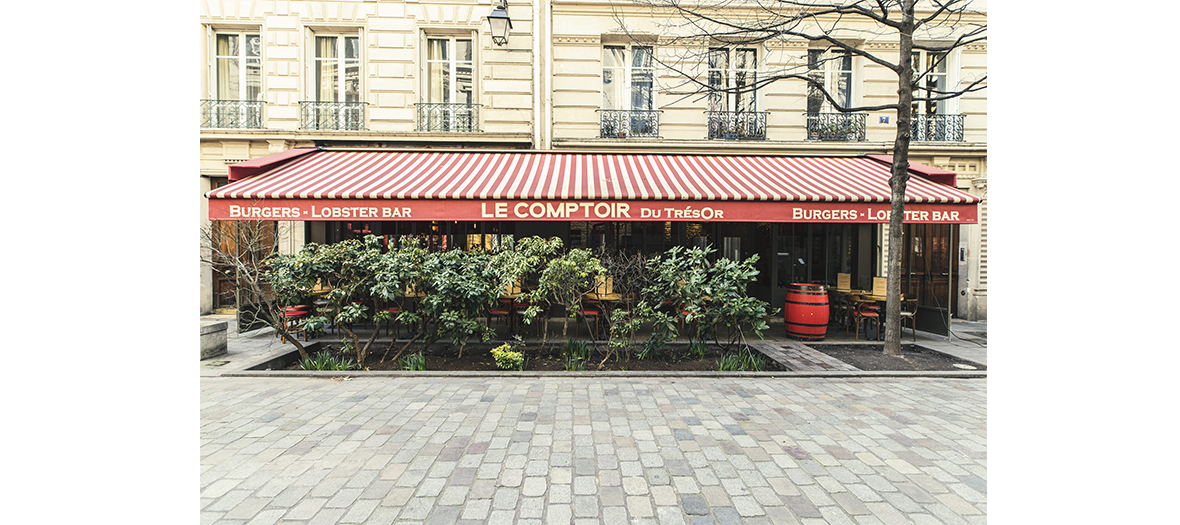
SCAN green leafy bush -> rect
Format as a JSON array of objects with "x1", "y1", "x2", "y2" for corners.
[
  {"x1": 298, "y1": 350, "x2": 356, "y2": 371},
  {"x1": 491, "y1": 343, "x2": 525, "y2": 370}
]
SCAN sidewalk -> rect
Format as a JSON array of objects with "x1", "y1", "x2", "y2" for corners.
[{"x1": 201, "y1": 313, "x2": 986, "y2": 524}]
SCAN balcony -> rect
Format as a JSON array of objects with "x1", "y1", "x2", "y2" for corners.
[
  {"x1": 416, "y1": 103, "x2": 481, "y2": 132},
  {"x1": 300, "y1": 101, "x2": 368, "y2": 131},
  {"x1": 806, "y1": 112, "x2": 866, "y2": 141},
  {"x1": 599, "y1": 109, "x2": 660, "y2": 139},
  {"x1": 911, "y1": 114, "x2": 964, "y2": 142},
  {"x1": 200, "y1": 100, "x2": 264, "y2": 129},
  {"x1": 707, "y1": 111, "x2": 768, "y2": 140}
]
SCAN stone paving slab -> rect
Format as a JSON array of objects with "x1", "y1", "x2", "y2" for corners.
[
  {"x1": 750, "y1": 342, "x2": 861, "y2": 372},
  {"x1": 201, "y1": 375, "x2": 986, "y2": 524}
]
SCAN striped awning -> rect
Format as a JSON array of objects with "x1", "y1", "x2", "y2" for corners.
[{"x1": 208, "y1": 150, "x2": 979, "y2": 224}]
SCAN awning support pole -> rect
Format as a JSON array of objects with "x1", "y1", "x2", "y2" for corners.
[{"x1": 947, "y1": 225, "x2": 954, "y2": 341}]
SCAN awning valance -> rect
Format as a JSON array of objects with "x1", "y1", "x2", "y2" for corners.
[{"x1": 208, "y1": 150, "x2": 980, "y2": 224}]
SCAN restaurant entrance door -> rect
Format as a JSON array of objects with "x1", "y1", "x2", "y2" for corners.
[
  {"x1": 901, "y1": 224, "x2": 958, "y2": 318},
  {"x1": 208, "y1": 178, "x2": 277, "y2": 312}
]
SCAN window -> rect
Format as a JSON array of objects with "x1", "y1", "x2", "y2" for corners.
[
  {"x1": 602, "y1": 45, "x2": 654, "y2": 111},
  {"x1": 215, "y1": 33, "x2": 262, "y2": 102},
  {"x1": 806, "y1": 48, "x2": 863, "y2": 141},
  {"x1": 911, "y1": 50, "x2": 962, "y2": 141},
  {"x1": 806, "y1": 49, "x2": 852, "y2": 114},
  {"x1": 203, "y1": 32, "x2": 263, "y2": 128},
  {"x1": 707, "y1": 47, "x2": 765, "y2": 139},
  {"x1": 315, "y1": 35, "x2": 361, "y2": 103},
  {"x1": 912, "y1": 50, "x2": 948, "y2": 116},
  {"x1": 304, "y1": 33, "x2": 363, "y2": 130},
  {"x1": 419, "y1": 36, "x2": 477, "y2": 131},
  {"x1": 708, "y1": 48, "x2": 756, "y2": 113},
  {"x1": 425, "y1": 37, "x2": 474, "y2": 106},
  {"x1": 601, "y1": 45, "x2": 657, "y2": 137}
]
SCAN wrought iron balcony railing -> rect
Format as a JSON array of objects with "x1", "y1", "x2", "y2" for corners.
[
  {"x1": 707, "y1": 111, "x2": 768, "y2": 140},
  {"x1": 911, "y1": 114, "x2": 965, "y2": 142},
  {"x1": 299, "y1": 101, "x2": 368, "y2": 131},
  {"x1": 599, "y1": 109, "x2": 661, "y2": 139},
  {"x1": 200, "y1": 100, "x2": 264, "y2": 129},
  {"x1": 415, "y1": 103, "x2": 481, "y2": 132},
  {"x1": 806, "y1": 112, "x2": 867, "y2": 141}
]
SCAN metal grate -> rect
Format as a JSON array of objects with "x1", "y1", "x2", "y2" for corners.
[
  {"x1": 599, "y1": 109, "x2": 661, "y2": 138},
  {"x1": 912, "y1": 114, "x2": 965, "y2": 142},
  {"x1": 299, "y1": 101, "x2": 367, "y2": 131},
  {"x1": 415, "y1": 103, "x2": 481, "y2": 132},
  {"x1": 805, "y1": 112, "x2": 866, "y2": 141},
  {"x1": 707, "y1": 111, "x2": 768, "y2": 140},
  {"x1": 200, "y1": 100, "x2": 264, "y2": 129}
]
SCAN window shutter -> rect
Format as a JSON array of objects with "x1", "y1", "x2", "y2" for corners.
[
  {"x1": 207, "y1": 26, "x2": 215, "y2": 99},
  {"x1": 949, "y1": 49, "x2": 962, "y2": 115}
]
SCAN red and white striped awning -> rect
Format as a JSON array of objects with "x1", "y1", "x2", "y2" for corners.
[{"x1": 208, "y1": 150, "x2": 979, "y2": 224}]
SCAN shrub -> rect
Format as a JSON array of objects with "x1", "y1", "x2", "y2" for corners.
[
  {"x1": 299, "y1": 350, "x2": 356, "y2": 371},
  {"x1": 400, "y1": 352, "x2": 427, "y2": 371},
  {"x1": 491, "y1": 343, "x2": 525, "y2": 370}
]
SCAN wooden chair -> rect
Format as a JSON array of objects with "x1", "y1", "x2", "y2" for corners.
[
  {"x1": 853, "y1": 300, "x2": 882, "y2": 341},
  {"x1": 380, "y1": 306, "x2": 403, "y2": 338},
  {"x1": 279, "y1": 306, "x2": 310, "y2": 343},
  {"x1": 512, "y1": 297, "x2": 534, "y2": 336},
  {"x1": 486, "y1": 305, "x2": 512, "y2": 336},
  {"x1": 844, "y1": 294, "x2": 862, "y2": 336},
  {"x1": 829, "y1": 290, "x2": 849, "y2": 329},
  {"x1": 899, "y1": 295, "x2": 918, "y2": 341},
  {"x1": 575, "y1": 302, "x2": 602, "y2": 339}
]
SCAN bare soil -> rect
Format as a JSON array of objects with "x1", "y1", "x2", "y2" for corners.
[
  {"x1": 284, "y1": 342, "x2": 786, "y2": 372},
  {"x1": 810, "y1": 344, "x2": 985, "y2": 372},
  {"x1": 282, "y1": 341, "x2": 982, "y2": 373}
]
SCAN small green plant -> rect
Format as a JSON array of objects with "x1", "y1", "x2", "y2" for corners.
[
  {"x1": 561, "y1": 339, "x2": 591, "y2": 371},
  {"x1": 718, "y1": 347, "x2": 767, "y2": 372},
  {"x1": 298, "y1": 350, "x2": 356, "y2": 371},
  {"x1": 718, "y1": 353, "x2": 744, "y2": 372},
  {"x1": 688, "y1": 340, "x2": 710, "y2": 361},
  {"x1": 400, "y1": 352, "x2": 427, "y2": 371},
  {"x1": 636, "y1": 337, "x2": 663, "y2": 360},
  {"x1": 490, "y1": 343, "x2": 525, "y2": 370}
]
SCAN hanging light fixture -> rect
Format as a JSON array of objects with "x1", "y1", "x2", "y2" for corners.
[{"x1": 487, "y1": 1, "x2": 512, "y2": 46}]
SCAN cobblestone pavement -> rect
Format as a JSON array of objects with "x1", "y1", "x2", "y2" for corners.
[{"x1": 201, "y1": 375, "x2": 986, "y2": 524}]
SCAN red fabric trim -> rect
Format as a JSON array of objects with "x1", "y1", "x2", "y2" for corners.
[
  {"x1": 227, "y1": 147, "x2": 319, "y2": 181},
  {"x1": 864, "y1": 154, "x2": 959, "y2": 187}
]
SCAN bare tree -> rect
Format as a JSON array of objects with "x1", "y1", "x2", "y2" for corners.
[
  {"x1": 200, "y1": 220, "x2": 313, "y2": 360},
  {"x1": 610, "y1": 0, "x2": 986, "y2": 355}
]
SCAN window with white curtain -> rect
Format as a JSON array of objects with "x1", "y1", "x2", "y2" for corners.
[
  {"x1": 708, "y1": 47, "x2": 757, "y2": 113},
  {"x1": 215, "y1": 33, "x2": 261, "y2": 101},
  {"x1": 912, "y1": 50, "x2": 949, "y2": 116},
  {"x1": 602, "y1": 45, "x2": 654, "y2": 111},
  {"x1": 806, "y1": 49, "x2": 852, "y2": 114},
  {"x1": 425, "y1": 37, "x2": 474, "y2": 105},
  {"x1": 315, "y1": 34, "x2": 361, "y2": 103}
]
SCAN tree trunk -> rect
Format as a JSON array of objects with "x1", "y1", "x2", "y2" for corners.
[
  {"x1": 266, "y1": 307, "x2": 311, "y2": 360},
  {"x1": 884, "y1": 1, "x2": 916, "y2": 357}
]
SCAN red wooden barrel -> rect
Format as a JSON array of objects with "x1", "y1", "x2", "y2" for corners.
[{"x1": 785, "y1": 283, "x2": 829, "y2": 341}]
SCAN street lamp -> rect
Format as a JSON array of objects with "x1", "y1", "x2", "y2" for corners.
[{"x1": 487, "y1": 1, "x2": 512, "y2": 47}]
